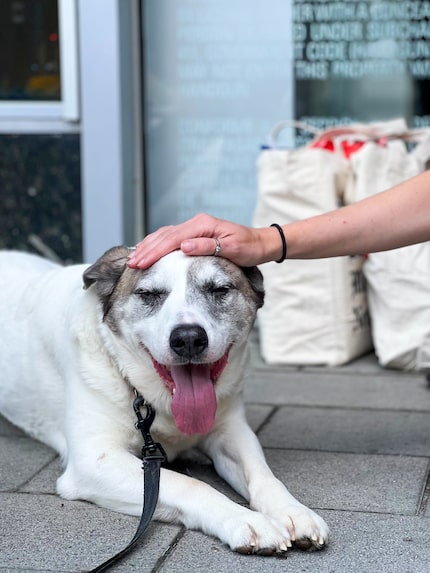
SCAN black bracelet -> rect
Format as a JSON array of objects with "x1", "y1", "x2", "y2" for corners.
[{"x1": 270, "y1": 224, "x2": 287, "y2": 263}]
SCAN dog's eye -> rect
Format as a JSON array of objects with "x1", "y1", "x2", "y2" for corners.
[
  {"x1": 206, "y1": 283, "x2": 233, "y2": 299},
  {"x1": 134, "y1": 289, "x2": 166, "y2": 304},
  {"x1": 211, "y1": 286, "x2": 230, "y2": 296}
]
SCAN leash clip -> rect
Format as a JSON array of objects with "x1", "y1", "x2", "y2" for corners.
[{"x1": 133, "y1": 391, "x2": 167, "y2": 462}]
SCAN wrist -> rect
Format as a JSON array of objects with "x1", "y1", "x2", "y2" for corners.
[
  {"x1": 256, "y1": 226, "x2": 287, "y2": 264},
  {"x1": 270, "y1": 224, "x2": 287, "y2": 263}
]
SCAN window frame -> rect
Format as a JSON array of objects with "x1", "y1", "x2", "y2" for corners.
[{"x1": 0, "y1": 0, "x2": 79, "y2": 134}]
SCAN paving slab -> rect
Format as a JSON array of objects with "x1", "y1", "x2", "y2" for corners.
[
  {"x1": 0, "y1": 492, "x2": 181, "y2": 572},
  {"x1": 0, "y1": 414, "x2": 26, "y2": 437},
  {"x1": 20, "y1": 456, "x2": 61, "y2": 495},
  {"x1": 244, "y1": 403, "x2": 274, "y2": 433},
  {"x1": 163, "y1": 449, "x2": 427, "y2": 517},
  {"x1": 0, "y1": 436, "x2": 57, "y2": 492},
  {"x1": 258, "y1": 406, "x2": 430, "y2": 456},
  {"x1": 244, "y1": 368, "x2": 430, "y2": 411},
  {"x1": 263, "y1": 449, "x2": 428, "y2": 515},
  {"x1": 157, "y1": 510, "x2": 430, "y2": 573}
]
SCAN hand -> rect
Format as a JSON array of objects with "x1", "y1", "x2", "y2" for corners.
[{"x1": 128, "y1": 213, "x2": 280, "y2": 269}]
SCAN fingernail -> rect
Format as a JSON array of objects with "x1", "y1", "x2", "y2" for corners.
[{"x1": 181, "y1": 240, "x2": 194, "y2": 253}]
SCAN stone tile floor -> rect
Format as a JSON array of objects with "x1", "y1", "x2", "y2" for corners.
[{"x1": 1, "y1": 342, "x2": 429, "y2": 572}]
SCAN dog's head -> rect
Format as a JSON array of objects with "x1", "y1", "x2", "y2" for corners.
[{"x1": 83, "y1": 246, "x2": 264, "y2": 436}]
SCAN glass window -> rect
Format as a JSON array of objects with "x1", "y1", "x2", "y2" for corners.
[
  {"x1": 142, "y1": 0, "x2": 293, "y2": 232},
  {"x1": 0, "y1": 134, "x2": 81, "y2": 263},
  {"x1": 0, "y1": 0, "x2": 61, "y2": 101},
  {"x1": 293, "y1": 0, "x2": 430, "y2": 144}
]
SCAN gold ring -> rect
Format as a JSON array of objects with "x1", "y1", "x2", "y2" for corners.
[{"x1": 213, "y1": 238, "x2": 222, "y2": 257}]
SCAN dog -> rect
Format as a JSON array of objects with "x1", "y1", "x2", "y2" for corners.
[{"x1": 0, "y1": 246, "x2": 329, "y2": 555}]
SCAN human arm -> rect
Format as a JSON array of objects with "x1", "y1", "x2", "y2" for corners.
[
  {"x1": 128, "y1": 215, "x2": 280, "y2": 268},
  {"x1": 285, "y1": 170, "x2": 430, "y2": 259},
  {"x1": 127, "y1": 170, "x2": 430, "y2": 269}
]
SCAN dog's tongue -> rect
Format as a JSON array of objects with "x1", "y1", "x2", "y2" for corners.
[{"x1": 170, "y1": 364, "x2": 217, "y2": 435}]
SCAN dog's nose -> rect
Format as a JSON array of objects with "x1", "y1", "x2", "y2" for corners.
[{"x1": 169, "y1": 324, "x2": 209, "y2": 359}]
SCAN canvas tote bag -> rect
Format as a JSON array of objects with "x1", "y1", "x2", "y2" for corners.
[
  {"x1": 345, "y1": 125, "x2": 430, "y2": 369},
  {"x1": 253, "y1": 121, "x2": 378, "y2": 365}
]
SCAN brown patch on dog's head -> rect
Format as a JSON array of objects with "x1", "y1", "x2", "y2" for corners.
[
  {"x1": 83, "y1": 246, "x2": 138, "y2": 322},
  {"x1": 240, "y1": 265, "x2": 265, "y2": 309},
  {"x1": 83, "y1": 246, "x2": 130, "y2": 292},
  {"x1": 212, "y1": 258, "x2": 264, "y2": 310}
]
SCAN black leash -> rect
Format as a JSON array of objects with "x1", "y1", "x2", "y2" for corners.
[{"x1": 86, "y1": 391, "x2": 167, "y2": 573}]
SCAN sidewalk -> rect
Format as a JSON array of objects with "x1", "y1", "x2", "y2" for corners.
[{"x1": 1, "y1": 339, "x2": 429, "y2": 573}]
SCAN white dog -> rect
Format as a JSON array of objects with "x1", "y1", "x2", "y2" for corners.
[{"x1": 0, "y1": 247, "x2": 328, "y2": 555}]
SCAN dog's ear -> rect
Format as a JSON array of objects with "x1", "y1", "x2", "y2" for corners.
[
  {"x1": 241, "y1": 266, "x2": 265, "y2": 309},
  {"x1": 83, "y1": 246, "x2": 130, "y2": 296}
]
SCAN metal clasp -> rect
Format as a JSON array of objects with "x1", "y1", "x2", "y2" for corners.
[{"x1": 133, "y1": 391, "x2": 167, "y2": 462}]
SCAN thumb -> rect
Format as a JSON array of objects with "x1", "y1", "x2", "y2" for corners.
[{"x1": 181, "y1": 238, "x2": 217, "y2": 256}]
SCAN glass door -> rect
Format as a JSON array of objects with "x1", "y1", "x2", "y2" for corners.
[{"x1": 141, "y1": 0, "x2": 294, "y2": 232}]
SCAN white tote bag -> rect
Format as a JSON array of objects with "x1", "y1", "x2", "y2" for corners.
[
  {"x1": 346, "y1": 127, "x2": 430, "y2": 369},
  {"x1": 253, "y1": 122, "x2": 373, "y2": 365}
]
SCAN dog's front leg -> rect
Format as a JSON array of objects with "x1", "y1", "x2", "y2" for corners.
[
  {"x1": 158, "y1": 466, "x2": 297, "y2": 554},
  {"x1": 58, "y1": 446, "x2": 295, "y2": 555},
  {"x1": 202, "y1": 402, "x2": 329, "y2": 551}
]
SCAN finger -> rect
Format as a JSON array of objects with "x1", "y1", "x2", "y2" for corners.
[
  {"x1": 128, "y1": 242, "x2": 178, "y2": 268},
  {"x1": 128, "y1": 250, "x2": 157, "y2": 269},
  {"x1": 128, "y1": 227, "x2": 182, "y2": 268},
  {"x1": 134, "y1": 226, "x2": 176, "y2": 254},
  {"x1": 128, "y1": 242, "x2": 170, "y2": 269},
  {"x1": 181, "y1": 238, "x2": 220, "y2": 256}
]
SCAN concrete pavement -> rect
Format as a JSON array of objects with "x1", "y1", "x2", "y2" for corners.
[{"x1": 1, "y1": 340, "x2": 429, "y2": 572}]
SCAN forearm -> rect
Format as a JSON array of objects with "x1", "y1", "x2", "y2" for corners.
[{"x1": 278, "y1": 171, "x2": 430, "y2": 260}]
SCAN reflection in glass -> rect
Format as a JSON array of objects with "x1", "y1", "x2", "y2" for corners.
[
  {"x1": 0, "y1": 0, "x2": 60, "y2": 100},
  {"x1": 0, "y1": 134, "x2": 81, "y2": 263},
  {"x1": 142, "y1": 0, "x2": 293, "y2": 231}
]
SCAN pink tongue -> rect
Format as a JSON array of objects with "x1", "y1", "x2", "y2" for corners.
[{"x1": 170, "y1": 363, "x2": 217, "y2": 435}]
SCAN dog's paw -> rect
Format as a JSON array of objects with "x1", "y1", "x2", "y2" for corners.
[
  {"x1": 253, "y1": 482, "x2": 329, "y2": 551},
  {"x1": 220, "y1": 509, "x2": 292, "y2": 556},
  {"x1": 275, "y1": 504, "x2": 329, "y2": 551}
]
